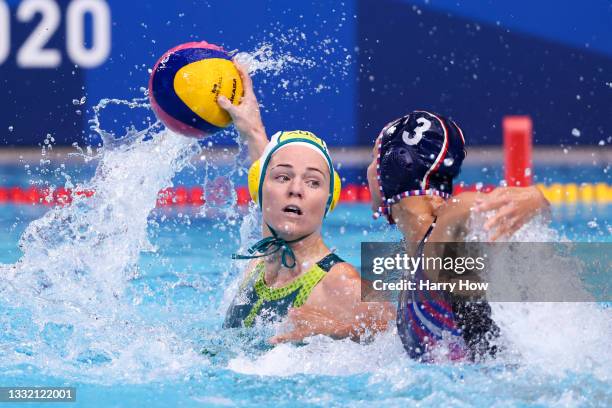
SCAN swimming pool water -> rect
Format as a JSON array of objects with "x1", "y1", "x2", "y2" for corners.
[
  {"x1": 0, "y1": 130, "x2": 610, "y2": 408},
  {"x1": 0, "y1": 198, "x2": 611, "y2": 407}
]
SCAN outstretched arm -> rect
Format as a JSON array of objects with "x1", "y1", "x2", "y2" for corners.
[
  {"x1": 440, "y1": 185, "x2": 551, "y2": 241},
  {"x1": 269, "y1": 264, "x2": 395, "y2": 344},
  {"x1": 218, "y1": 62, "x2": 268, "y2": 162},
  {"x1": 473, "y1": 185, "x2": 550, "y2": 241}
]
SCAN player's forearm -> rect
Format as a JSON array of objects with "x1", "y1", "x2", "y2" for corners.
[{"x1": 243, "y1": 127, "x2": 268, "y2": 162}]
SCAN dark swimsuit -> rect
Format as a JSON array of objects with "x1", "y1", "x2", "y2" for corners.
[
  {"x1": 224, "y1": 253, "x2": 345, "y2": 328},
  {"x1": 396, "y1": 219, "x2": 500, "y2": 361}
]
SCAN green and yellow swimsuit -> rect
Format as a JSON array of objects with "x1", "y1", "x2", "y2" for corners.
[{"x1": 223, "y1": 253, "x2": 344, "y2": 328}]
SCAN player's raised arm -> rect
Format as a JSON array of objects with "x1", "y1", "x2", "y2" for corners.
[{"x1": 218, "y1": 62, "x2": 268, "y2": 162}]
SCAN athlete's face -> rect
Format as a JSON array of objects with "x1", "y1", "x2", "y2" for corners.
[
  {"x1": 261, "y1": 145, "x2": 330, "y2": 239},
  {"x1": 367, "y1": 137, "x2": 383, "y2": 212}
]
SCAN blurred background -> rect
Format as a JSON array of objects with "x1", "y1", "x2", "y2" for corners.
[{"x1": 0, "y1": 0, "x2": 610, "y2": 202}]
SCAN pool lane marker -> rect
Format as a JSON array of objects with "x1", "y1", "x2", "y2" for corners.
[{"x1": 0, "y1": 184, "x2": 610, "y2": 206}]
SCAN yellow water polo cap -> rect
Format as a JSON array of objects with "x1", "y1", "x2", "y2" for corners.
[{"x1": 247, "y1": 130, "x2": 342, "y2": 216}]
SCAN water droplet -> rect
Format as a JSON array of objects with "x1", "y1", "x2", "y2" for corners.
[
  {"x1": 571, "y1": 128, "x2": 581, "y2": 137},
  {"x1": 8, "y1": 126, "x2": 13, "y2": 132},
  {"x1": 443, "y1": 157, "x2": 454, "y2": 167}
]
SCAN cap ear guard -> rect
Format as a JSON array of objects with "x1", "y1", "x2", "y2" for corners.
[
  {"x1": 248, "y1": 159, "x2": 261, "y2": 204},
  {"x1": 327, "y1": 170, "x2": 341, "y2": 214}
]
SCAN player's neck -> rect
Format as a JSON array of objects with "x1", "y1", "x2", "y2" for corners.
[{"x1": 392, "y1": 197, "x2": 437, "y2": 242}]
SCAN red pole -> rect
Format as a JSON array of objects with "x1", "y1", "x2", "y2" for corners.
[{"x1": 503, "y1": 116, "x2": 533, "y2": 187}]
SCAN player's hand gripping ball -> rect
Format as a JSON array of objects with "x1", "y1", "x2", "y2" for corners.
[{"x1": 148, "y1": 41, "x2": 243, "y2": 137}]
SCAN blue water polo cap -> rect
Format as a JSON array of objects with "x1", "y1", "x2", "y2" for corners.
[{"x1": 374, "y1": 110, "x2": 467, "y2": 220}]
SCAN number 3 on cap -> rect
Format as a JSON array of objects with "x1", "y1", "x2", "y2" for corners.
[{"x1": 402, "y1": 117, "x2": 431, "y2": 146}]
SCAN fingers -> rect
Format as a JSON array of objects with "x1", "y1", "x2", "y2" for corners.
[
  {"x1": 268, "y1": 329, "x2": 314, "y2": 344},
  {"x1": 268, "y1": 332, "x2": 304, "y2": 344},
  {"x1": 233, "y1": 61, "x2": 255, "y2": 98},
  {"x1": 217, "y1": 95, "x2": 237, "y2": 115},
  {"x1": 483, "y1": 202, "x2": 519, "y2": 241},
  {"x1": 490, "y1": 215, "x2": 522, "y2": 241},
  {"x1": 483, "y1": 204, "x2": 515, "y2": 231},
  {"x1": 217, "y1": 95, "x2": 231, "y2": 109},
  {"x1": 268, "y1": 308, "x2": 331, "y2": 345},
  {"x1": 474, "y1": 191, "x2": 511, "y2": 212},
  {"x1": 268, "y1": 330, "x2": 307, "y2": 345}
]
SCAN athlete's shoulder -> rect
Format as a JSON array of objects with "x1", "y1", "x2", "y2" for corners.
[
  {"x1": 326, "y1": 260, "x2": 359, "y2": 280},
  {"x1": 306, "y1": 259, "x2": 359, "y2": 307},
  {"x1": 318, "y1": 261, "x2": 360, "y2": 296}
]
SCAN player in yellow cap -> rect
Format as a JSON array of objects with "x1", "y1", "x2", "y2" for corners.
[
  {"x1": 218, "y1": 65, "x2": 394, "y2": 337},
  {"x1": 217, "y1": 62, "x2": 550, "y2": 345}
]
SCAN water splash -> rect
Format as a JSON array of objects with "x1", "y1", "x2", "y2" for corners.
[
  {"x1": 0, "y1": 37, "x2": 352, "y2": 383},
  {"x1": 0, "y1": 98, "x2": 204, "y2": 383},
  {"x1": 233, "y1": 27, "x2": 355, "y2": 100},
  {"x1": 225, "y1": 214, "x2": 612, "y2": 385}
]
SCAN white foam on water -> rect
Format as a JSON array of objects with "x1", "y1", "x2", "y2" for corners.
[
  {"x1": 228, "y1": 330, "x2": 405, "y2": 377},
  {"x1": 0, "y1": 98, "x2": 206, "y2": 384},
  {"x1": 467, "y1": 212, "x2": 612, "y2": 380},
  {"x1": 226, "y1": 214, "x2": 612, "y2": 384},
  {"x1": 493, "y1": 302, "x2": 612, "y2": 381}
]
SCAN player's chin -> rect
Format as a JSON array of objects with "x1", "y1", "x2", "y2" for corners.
[{"x1": 275, "y1": 220, "x2": 306, "y2": 239}]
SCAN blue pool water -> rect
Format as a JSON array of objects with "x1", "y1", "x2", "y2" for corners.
[{"x1": 0, "y1": 131, "x2": 611, "y2": 407}]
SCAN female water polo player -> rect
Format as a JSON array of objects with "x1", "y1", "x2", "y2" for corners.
[
  {"x1": 367, "y1": 111, "x2": 550, "y2": 361},
  {"x1": 217, "y1": 63, "x2": 548, "y2": 346},
  {"x1": 218, "y1": 64, "x2": 394, "y2": 339}
]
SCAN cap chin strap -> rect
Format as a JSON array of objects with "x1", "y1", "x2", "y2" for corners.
[
  {"x1": 231, "y1": 224, "x2": 312, "y2": 268},
  {"x1": 372, "y1": 200, "x2": 394, "y2": 224}
]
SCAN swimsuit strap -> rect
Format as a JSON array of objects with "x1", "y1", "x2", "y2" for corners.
[
  {"x1": 316, "y1": 253, "x2": 345, "y2": 272},
  {"x1": 416, "y1": 216, "x2": 437, "y2": 255}
]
